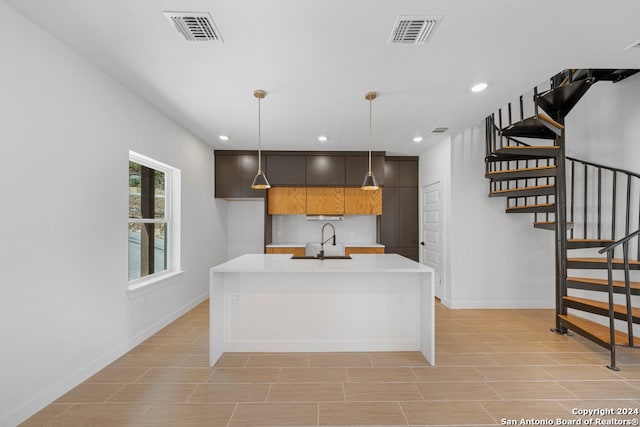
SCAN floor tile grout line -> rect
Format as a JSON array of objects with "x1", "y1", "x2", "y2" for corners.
[{"x1": 225, "y1": 402, "x2": 238, "y2": 427}]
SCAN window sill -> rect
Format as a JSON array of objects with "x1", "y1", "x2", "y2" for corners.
[{"x1": 127, "y1": 270, "x2": 185, "y2": 298}]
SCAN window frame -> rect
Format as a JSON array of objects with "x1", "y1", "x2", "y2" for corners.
[{"x1": 128, "y1": 151, "x2": 182, "y2": 294}]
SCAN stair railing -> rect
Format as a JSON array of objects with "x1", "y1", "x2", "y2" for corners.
[
  {"x1": 567, "y1": 157, "x2": 640, "y2": 261},
  {"x1": 485, "y1": 113, "x2": 556, "y2": 214},
  {"x1": 597, "y1": 228, "x2": 640, "y2": 370},
  {"x1": 487, "y1": 118, "x2": 640, "y2": 262}
]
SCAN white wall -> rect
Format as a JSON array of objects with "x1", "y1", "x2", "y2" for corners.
[
  {"x1": 421, "y1": 124, "x2": 556, "y2": 309},
  {"x1": 566, "y1": 73, "x2": 640, "y2": 168},
  {"x1": 0, "y1": 3, "x2": 227, "y2": 425},
  {"x1": 227, "y1": 201, "x2": 265, "y2": 259}
]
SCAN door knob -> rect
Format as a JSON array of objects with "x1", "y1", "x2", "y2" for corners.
[{"x1": 420, "y1": 242, "x2": 425, "y2": 246}]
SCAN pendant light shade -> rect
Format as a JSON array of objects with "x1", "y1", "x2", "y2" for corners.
[
  {"x1": 361, "y1": 91, "x2": 379, "y2": 190},
  {"x1": 251, "y1": 89, "x2": 271, "y2": 190}
]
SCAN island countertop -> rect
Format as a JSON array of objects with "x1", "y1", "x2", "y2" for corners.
[{"x1": 211, "y1": 253, "x2": 431, "y2": 274}]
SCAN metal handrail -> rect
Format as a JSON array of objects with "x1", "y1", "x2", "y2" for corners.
[
  {"x1": 598, "y1": 228, "x2": 639, "y2": 369},
  {"x1": 598, "y1": 229, "x2": 640, "y2": 254}
]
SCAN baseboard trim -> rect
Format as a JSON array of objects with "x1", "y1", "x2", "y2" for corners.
[
  {"x1": 447, "y1": 300, "x2": 554, "y2": 309},
  {"x1": 3, "y1": 291, "x2": 209, "y2": 427}
]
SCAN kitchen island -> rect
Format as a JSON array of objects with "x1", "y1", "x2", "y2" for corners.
[{"x1": 209, "y1": 253, "x2": 435, "y2": 366}]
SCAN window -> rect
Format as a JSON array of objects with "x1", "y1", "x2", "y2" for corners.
[{"x1": 128, "y1": 151, "x2": 181, "y2": 288}]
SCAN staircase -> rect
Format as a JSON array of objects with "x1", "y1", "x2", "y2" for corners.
[{"x1": 484, "y1": 68, "x2": 640, "y2": 370}]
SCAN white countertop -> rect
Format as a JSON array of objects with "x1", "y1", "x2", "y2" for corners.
[
  {"x1": 266, "y1": 242, "x2": 384, "y2": 248},
  {"x1": 211, "y1": 253, "x2": 432, "y2": 273}
]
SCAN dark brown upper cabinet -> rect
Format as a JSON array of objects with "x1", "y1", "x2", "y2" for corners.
[
  {"x1": 384, "y1": 157, "x2": 418, "y2": 187},
  {"x1": 305, "y1": 155, "x2": 345, "y2": 186},
  {"x1": 214, "y1": 151, "x2": 266, "y2": 199},
  {"x1": 265, "y1": 155, "x2": 306, "y2": 186},
  {"x1": 345, "y1": 154, "x2": 385, "y2": 186}
]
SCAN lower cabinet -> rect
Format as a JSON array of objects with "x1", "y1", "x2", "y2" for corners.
[
  {"x1": 345, "y1": 247, "x2": 384, "y2": 256},
  {"x1": 266, "y1": 247, "x2": 305, "y2": 256}
]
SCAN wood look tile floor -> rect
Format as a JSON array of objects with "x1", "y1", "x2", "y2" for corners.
[{"x1": 21, "y1": 300, "x2": 640, "y2": 426}]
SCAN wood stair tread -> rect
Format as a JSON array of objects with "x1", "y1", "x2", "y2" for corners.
[
  {"x1": 507, "y1": 203, "x2": 554, "y2": 210},
  {"x1": 566, "y1": 238, "x2": 615, "y2": 249},
  {"x1": 558, "y1": 314, "x2": 629, "y2": 348},
  {"x1": 491, "y1": 184, "x2": 555, "y2": 194},
  {"x1": 568, "y1": 257, "x2": 640, "y2": 265},
  {"x1": 487, "y1": 165, "x2": 556, "y2": 175},
  {"x1": 536, "y1": 113, "x2": 565, "y2": 130},
  {"x1": 533, "y1": 221, "x2": 574, "y2": 231},
  {"x1": 568, "y1": 239, "x2": 614, "y2": 243},
  {"x1": 567, "y1": 276, "x2": 640, "y2": 291},
  {"x1": 496, "y1": 145, "x2": 559, "y2": 150},
  {"x1": 563, "y1": 296, "x2": 640, "y2": 321}
]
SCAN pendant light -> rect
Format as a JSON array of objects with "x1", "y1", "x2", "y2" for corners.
[
  {"x1": 361, "y1": 91, "x2": 379, "y2": 190},
  {"x1": 251, "y1": 89, "x2": 271, "y2": 189}
]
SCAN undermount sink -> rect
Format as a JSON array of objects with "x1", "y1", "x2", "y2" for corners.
[
  {"x1": 305, "y1": 242, "x2": 345, "y2": 257},
  {"x1": 291, "y1": 255, "x2": 352, "y2": 260}
]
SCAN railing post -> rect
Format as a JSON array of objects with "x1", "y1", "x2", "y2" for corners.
[
  {"x1": 623, "y1": 241, "x2": 634, "y2": 347},
  {"x1": 606, "y1": 251, "x2": 619, "y2": 371},
  {"x1": 553, "y1": 119, "x2": 569, "y2": 334}
]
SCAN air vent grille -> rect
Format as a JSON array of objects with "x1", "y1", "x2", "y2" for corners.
[
  {"x1": 389, "y1": 15, "x2": 442, "y2": 45},
  {"x1": 431, "y1": 127, "x2": 449, "y2": 134},
  {"x1": 164, "y1": 11, "x2": 223, "y2": 42}
]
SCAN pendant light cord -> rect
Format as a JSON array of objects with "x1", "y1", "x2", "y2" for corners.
[
  {"x1": 257, "y1": 96, "x2": 262, "y2": 172},
  {"x1": 368, "y1": 97, "x2": 372, "y2": 173}
]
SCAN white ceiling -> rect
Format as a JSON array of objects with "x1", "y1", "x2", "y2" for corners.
[{"x1": 5, "y1": 0, "x2": 640, "y2": 155}]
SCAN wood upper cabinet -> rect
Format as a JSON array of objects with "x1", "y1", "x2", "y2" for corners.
[
  {"x1": 268, "y1": 187, "x2": 306, "y2": 214},
  {"x1": 306, "y1": 155, "x2": 345, "y2": 186},
  {"x1": 344, "y1": 187, "x2": 382, "y2": 215},
  {"x1": 306, "y1": 187, "x2": 345, "y2": 215}
]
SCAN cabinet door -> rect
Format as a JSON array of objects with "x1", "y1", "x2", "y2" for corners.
[
  {"x1": 265, "y1": 155, "x2": 306, "y2": 185},
  {"x1": 380, "y1": 187, "x2": 398, "y2": 247},
  {"x1": 345, "y1": 247, "x2": 384, "y2": 255},
  {"x1": 215, "y1": 152, "x2": 266, "y2": 199},
  {"x1": 344, "y1": 187, "x2": 382, "y2": 215},
  {"x1": 268, "y1": 187, "x2": 306, "y2": 214},
  {"x1": 345, "y1": 155, "x2": 385, "y2": 186},
  {"x1": 306, "y1": 187, "x2": 345, "y2": 215},
  {"x1": 398, "y1": 187, "x2": 418, "y2": 247},
  {"x1": 266, "y1": 247, "x2": 305, "y2": 256},
  {"x1": 306, "y1": 155, "x2": 345, "y2": 186}
]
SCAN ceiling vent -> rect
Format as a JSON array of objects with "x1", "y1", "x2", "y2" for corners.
[
  {"x1": 389, "y1": 15, "x2": 442, "y2": 45},
  {"x1": 164, "y1": 11, "x2": 223, "y2": 42},
  {"x1": 431, "y1": 127, "x2": 449, "y2": 134}
]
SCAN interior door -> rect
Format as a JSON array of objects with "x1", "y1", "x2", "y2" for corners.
[{"x1": 422, "y1": 182, "x2": 443, "y2": 299}]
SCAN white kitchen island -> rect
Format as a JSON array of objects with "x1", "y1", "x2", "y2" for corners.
[{"x1": 209, "y1": 253, "x2": 435, "y2": 366}]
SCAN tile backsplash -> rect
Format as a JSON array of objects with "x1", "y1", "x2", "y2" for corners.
[{"x1": 272, "y1": 215, "x2": 377, "y2": 244}]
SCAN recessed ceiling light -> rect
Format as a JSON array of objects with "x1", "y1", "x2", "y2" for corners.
[
  {"x1": 471, "y1": 82, "x2": 488, "y2": 93},
  {"x1": 218, "y1": 135, "x2": 230, "y2": 141},
  {"x1": 413, "y1": 136, "x2": 423, "y2": 143},
  {"x1": 318, "y1": 136, "x2": 329, "y2": 142}
]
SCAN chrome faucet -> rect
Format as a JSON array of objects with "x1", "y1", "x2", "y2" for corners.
[{"x1": 319, "y1": 223, "x2": 336, "y2": 260}]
